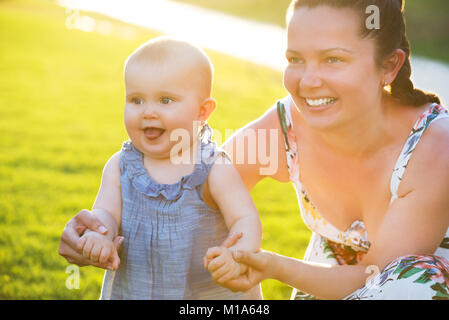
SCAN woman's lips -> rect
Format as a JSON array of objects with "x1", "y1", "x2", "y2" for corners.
[{"x1": 143, "y1": 127, "x2": 165, "y2": 140}]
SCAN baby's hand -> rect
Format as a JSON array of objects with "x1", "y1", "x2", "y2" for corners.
[
  {"x1": 79, "y1": 230, "x2": 120, "y2": 269},
  {"x1": 204, "y1": 246, "x2": 247, "y2": 283}
]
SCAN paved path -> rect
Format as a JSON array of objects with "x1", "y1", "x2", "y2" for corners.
[{"x1": 59, "y1": 0, "x2": 449, "y2": 106}]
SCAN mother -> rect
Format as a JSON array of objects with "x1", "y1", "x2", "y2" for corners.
[{"x1": 59, "y1": 0, "x2": 449, "y2": 299}]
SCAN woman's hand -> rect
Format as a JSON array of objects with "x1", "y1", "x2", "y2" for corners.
[
  {"x1": 219, "y1": 249, "x2": 276, "y2": 292},
  {"x1": 58, "y1": 209, "x2": 123, "y2": 270}
]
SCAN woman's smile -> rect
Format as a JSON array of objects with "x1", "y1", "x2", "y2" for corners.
[{"x1": 299, "y1": 95, "x2": 340, "y2": 113}]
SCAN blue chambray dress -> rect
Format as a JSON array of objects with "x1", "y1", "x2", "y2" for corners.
[{"x1": 100, "y1": 137, "x2": 261, "y2": 300}]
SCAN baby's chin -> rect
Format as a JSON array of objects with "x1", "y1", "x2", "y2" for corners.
[
  {"x1": 131, "y1": 137, "x2": 172, "y2": 160},
  {"x1": 136, "y1": 139, "x2": 198, "y2": 163}
]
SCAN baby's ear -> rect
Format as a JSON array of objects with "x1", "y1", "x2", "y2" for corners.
[{"x1": 198, "y1": 97, "x2": 216, "y2": 122}]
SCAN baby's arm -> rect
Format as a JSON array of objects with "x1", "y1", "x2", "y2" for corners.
[
  {"x1": 205, "y1": 155, "x2": 262, "y2": 283},
  {"x1": 79, "y1": 152, "x2": 122, "y2": 269}
]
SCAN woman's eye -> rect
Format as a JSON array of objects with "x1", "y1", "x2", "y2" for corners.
[
  {"x1": 160, "y1": 97, "x2": 174, "y2": 104},
  {"x1": 132, "y1": 97, "x2": 144, "y2": 105},
  {"x1": 326, "y1": 57, "x2": 341, "y2": 64},
  {"x1": 288, "y1": 57, "x2": 304, "y2": 64}
]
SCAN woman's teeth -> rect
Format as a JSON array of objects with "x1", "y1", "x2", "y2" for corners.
[{"x1": 305, "y1": 97, "x2": 338, "y2": 107}]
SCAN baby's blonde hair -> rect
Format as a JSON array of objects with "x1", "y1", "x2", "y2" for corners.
[{"x1": 124, "y1": 36, "x2": 214, "y2": 100}]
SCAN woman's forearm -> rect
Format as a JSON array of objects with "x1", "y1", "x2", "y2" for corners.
[{"x1": 271, "y1": 253, "x2": 369, "y2": 300}]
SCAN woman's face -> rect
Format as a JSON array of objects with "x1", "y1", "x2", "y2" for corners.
[{"x1": 284, "y1": 6, "x2": 383, "y2": 131}]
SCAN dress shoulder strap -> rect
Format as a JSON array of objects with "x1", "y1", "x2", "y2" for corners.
[
  {"x1": 276, "y1": 96, "x2": 299, "y2": 181},
  {"x1": 390, "y1": 103, "x2": 449, "y2": 203}
]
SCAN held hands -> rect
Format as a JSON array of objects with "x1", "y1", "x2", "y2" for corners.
[
  {"x1": 58, "y1": 209, "x2": 123, "y2": 270},
  {"x1": 79, "y1": 230, "x2": 121, "y2": 270},
  {"x1": 204, "y1": 246, "x2": 248, "y2": 284},
  {"x1": 203, "y1": 232, "x2": 276, "y2": 292}
]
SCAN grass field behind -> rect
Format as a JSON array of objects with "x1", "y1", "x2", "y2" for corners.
[{"x1": 0, "y1": 0, "x2": 310, "y2": 299}]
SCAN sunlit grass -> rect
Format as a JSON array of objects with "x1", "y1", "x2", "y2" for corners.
[{"x1": 0, "y1": 0, "x2": 309, "y2": 299}]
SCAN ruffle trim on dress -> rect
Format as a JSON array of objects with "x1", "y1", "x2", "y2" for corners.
[{"x1": 120, "y1": 140, "x2": 221, "y2": 201}]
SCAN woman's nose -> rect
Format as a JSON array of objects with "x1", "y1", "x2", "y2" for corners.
[{"x1": 299, "y1": 66, "x2": 323, "y2": 91}]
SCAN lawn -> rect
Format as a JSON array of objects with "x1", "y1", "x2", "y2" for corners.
[
  {"x1": 0, "y1": 0, "x2": 309, "y2": 299},
  {"x1": 174, "y1": 0, "x2": 449, "y2": 64}
]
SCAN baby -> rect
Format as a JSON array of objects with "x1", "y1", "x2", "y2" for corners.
[{"x1": 78, "y1": 36, "x2": 262, "y2": 299}]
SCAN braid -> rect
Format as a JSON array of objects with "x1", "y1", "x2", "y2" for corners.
[{"x1": 390, "y1": 31, "x2": 441, "y2": 106}]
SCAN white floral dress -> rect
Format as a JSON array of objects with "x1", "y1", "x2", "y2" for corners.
[{"x1": 276, "y1": 96, "x2": 449, "y2": 300}]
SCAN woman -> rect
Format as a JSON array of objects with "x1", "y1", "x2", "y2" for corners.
[{"x1": 59, "y1": 0, "x2": 449, "y2": 299}]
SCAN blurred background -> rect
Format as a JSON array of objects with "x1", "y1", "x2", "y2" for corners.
[{"x1": 0, "y1": 0, "x2": 448, "y2": 299}]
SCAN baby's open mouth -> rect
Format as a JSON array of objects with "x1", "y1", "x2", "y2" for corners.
[{"x1": 144, "y1": 127, "x2": 165, "y2": 140}]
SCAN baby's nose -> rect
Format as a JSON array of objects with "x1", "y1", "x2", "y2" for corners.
[{"x1": 143, "y1": 105, "x2": 159, "y2": 119}]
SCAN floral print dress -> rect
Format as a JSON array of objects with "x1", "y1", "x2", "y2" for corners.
[{"x1": 276, "y1": 96, "x2": 449, "y2": 300}]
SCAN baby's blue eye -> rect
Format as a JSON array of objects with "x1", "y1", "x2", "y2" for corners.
[
  {"x1": 132, "y1": 97, "x2": 144, "y2": 105},
  {"x1": 160, "y1": 97, "x2": 174, "y2": 104}
]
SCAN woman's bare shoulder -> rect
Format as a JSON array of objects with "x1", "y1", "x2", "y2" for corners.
[
  {"x1": 398, "y1": 111, "x2": 449, "y2": 196},
  {"x1": 222, "y1": 99, "x2": 291, "y2": 189}
]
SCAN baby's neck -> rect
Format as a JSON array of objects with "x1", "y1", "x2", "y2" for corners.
[{"x1": 142, "y1": 143, "x2": 199, "y2": 185}]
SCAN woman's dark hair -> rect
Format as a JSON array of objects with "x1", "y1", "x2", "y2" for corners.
[{"x1": 287, "y1": 0, "x2": 440, "y2": 106}]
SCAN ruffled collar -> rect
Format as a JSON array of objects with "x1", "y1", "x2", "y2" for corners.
[{"x1": 121, "y1": 140, "x2": 217, "y2": 201}]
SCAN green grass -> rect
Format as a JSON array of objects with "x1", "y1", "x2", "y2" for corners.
[
  {"x1": 0, "y1": 0, "x2": 309, "y2": 299},
  {"x1": 174, "y1": 0, "x2": 449, "y2": 63}
]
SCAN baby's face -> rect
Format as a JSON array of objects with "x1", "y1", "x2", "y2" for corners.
[{"x1": 124, "y1": 60, "x2": 206, "y2": 160}]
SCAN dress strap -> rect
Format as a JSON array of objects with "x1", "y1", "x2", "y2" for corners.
[
  {"x1": 390, "y1": 103, "x2": 449, "y2": 203},
  {"x1": 276, "y1": 96, "x2": 299, "y2": 181}
]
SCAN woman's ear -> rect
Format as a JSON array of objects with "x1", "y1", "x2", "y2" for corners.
[
  {"x1": 198, "y1": 97, "x2": 217, "y2": 122},
  {"x1": 382, "y1": 49, "x2": 406, "y2": 85}
]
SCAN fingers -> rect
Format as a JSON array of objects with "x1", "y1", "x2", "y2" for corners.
[
  {"x1": 113, "y1": 236, "x2": 124, "y2": 251},
  {"x1": 82, "y1": 237, "x2": 94, "y2": 260},
  {"x1": 109, "y1": 247, "x2": 121, "y2": 271},
  {"x1": 221, "y1": 232, "x2": 243, "y2": 248},
  {"x1": 211, "y1": 264, "x2": 232, "y2": 283},
  {"x1": 60, "y1": 223, "x2": 84, "y2": 256},
  {"x1": 207, "y1": 254, "x2": 226, "y2": 272},
  {"x1": 75, "y1": 209, "x2": 108, "y2": 235},
  {"x1": 205, "y1": 246, "x2": 223, "y2": 262},
  {"x1": 89, "y1": 243, "x2": 102, "y2": 263},
  {"x1": 98, "y1": 245, "x2": 111, "y2": 265},
  {"x1": 60, "y1": 238, "x2": 115, "y2": 270},
  {"x1": 58, "y1": 241, "x2": 90, "y2": 267},
  {"x1": 216, "y1": 265, "x2": 239, "y2": 284},
  {"x1": 233, "y1": 250, "x2": 265, "y2": 270}
]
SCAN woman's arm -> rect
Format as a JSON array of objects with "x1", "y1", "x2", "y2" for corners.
[
  {"x1": 234, "y1": 250, "x2": 369, "y2": 299},
  {"x1": 227, "y1": 118, "x2": 449, "y2": 299},
  {"x1": 221, "y1": 104, "x2": 290, "y2": 191}
]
